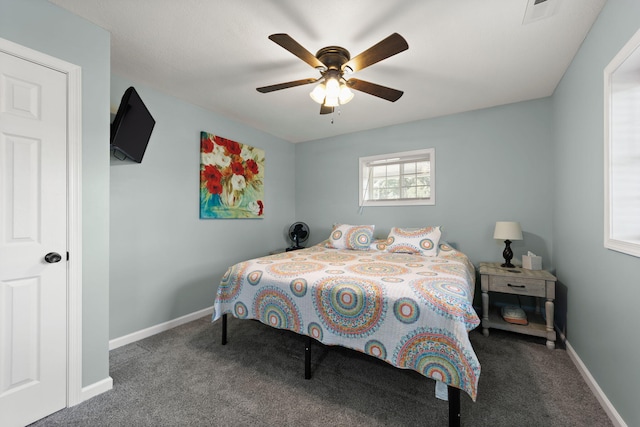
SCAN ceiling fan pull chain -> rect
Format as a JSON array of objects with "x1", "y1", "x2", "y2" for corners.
[{"x1": 330, "y1": 106, "x2": 342, "y2": 124}]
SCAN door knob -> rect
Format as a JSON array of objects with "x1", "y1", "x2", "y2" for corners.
[{"x1": 44, "y1": 252, "x2": 62, "y2": 263}]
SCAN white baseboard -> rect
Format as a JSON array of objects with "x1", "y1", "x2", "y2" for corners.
[
  {"x1": 77, "y1": 308, "x2": 214, "y2": 406},
  {"x1": 79, "y1": 376, "x2": 113, "y2": 404},
  {"x1": 109, "y1": 306, "x2": 214, "y2": 350},
  {"x1": 560, "y1": 332, "x2": 628, "y2": 427}
]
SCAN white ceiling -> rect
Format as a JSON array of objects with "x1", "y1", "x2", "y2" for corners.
[{"x1": 49, "y1": 0, "x2": 606, "y2": 143}]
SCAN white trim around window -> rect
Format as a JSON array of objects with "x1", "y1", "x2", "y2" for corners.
[
  {"x1": 604, "y1": 28, "x2": 640, "y2": 258},
  {"x1": 359, "y1": 148, "x2": 435, "y2": 207}
]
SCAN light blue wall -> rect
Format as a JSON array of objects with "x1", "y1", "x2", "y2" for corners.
[
  {"x1": 295, "y1": 98, "x2": 555, "y2": 273},
  {"x1": 553, "y1": 0, "x2": 640, "y2": 425},
  {"x1": 109, "y1": 75, "x2": 296, "y2": 338},
  {"x1": 0, "y1": 0, "x2": 111, "y2": 386}
]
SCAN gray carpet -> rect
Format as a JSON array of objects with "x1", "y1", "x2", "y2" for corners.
[{"x1": 31, "y1": 316, "x2": 612, "y2": 426}]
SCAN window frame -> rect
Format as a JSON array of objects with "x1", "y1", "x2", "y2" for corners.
[
  {"x1": 604, "y1": 28, "x2": 640, "y2": 258},
  {"x1": 358, "y1": 148, "x2": 435, "y2": 207}
]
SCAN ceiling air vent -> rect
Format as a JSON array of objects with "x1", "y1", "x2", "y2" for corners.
[{"x1": 523, "y1": 0, "x2": 558, "y2": 24}]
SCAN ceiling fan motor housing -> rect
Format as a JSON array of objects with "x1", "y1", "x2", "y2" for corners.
[{"x1": 315, "y1": 46, "x2": 351, "y2": 71}]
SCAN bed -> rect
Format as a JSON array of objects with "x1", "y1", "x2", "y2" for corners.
[{"x1": 212, "y1": 225, "x2": 480, "y2": 426}]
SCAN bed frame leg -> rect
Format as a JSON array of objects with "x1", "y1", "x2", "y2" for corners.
[
  {"x1": 304, "y1": 336, "x2": 311, "y2": 379},
  {"x1": 221, "y1": 314, "x2": 227, "y2": 345},
  {"x1": 448, "y1": 386, "x2": 461, "y2": 427}
]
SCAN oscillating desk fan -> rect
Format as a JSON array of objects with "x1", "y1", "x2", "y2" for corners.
[{"x1": 287, "y1": 222, "x2": 309, "y2": 251}]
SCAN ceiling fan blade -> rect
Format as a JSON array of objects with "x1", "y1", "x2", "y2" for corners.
[
  {"x1": 320, "y1": 104, "x2": 334, "y2": 115},
  {"x1": 269, "y1": 34, "x2": 325, "y2": 69},
  {"x1": 257, "y1": 78, "x2": 319, "y2": 93},
  {"x1": 346, "y1": 78, "x2": 404, "y2": 102},
  {"x1": 344, "y1": 33, "x2": 408, "y2": 73}
]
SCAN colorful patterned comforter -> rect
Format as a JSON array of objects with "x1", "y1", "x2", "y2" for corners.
[{"x1": 212, "y1": 242, "x2": 481, "y2": 400}]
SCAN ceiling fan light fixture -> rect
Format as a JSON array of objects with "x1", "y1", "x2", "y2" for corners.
[
  {"x1": 309, "y1": 83, "x2": 327, "y2": 104},
  {"x1": 325, "y1": 77, "x2": 340, "y2": 98},
  {"x1": 324, "y1": 95, "x2": 339, "y2": 107},
  {"x1": 310, "y1": 78, "x2": 354, "y2": 107},
  {"x1": 338, "y1": 82, "x2": 354, "y2": 104}
]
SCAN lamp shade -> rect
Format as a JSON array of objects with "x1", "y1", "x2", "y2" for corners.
[{"x1": 493, "y1": 221, "x2": 523, "y2": 241}]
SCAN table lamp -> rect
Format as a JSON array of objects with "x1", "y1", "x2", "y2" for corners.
[{"x1": 493, "y1": 221, "x2": 523, "y2": 268}]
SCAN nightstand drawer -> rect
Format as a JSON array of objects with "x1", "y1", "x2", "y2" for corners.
[{"x1": 488, "y1": 275, "x2": 545, "y2": 297}]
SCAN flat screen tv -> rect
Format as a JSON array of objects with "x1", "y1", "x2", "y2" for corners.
[{"x1": 110, "y1": 86, "x2": 155, "y2": 163}]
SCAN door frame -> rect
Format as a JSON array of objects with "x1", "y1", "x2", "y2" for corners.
[{"x1": 0, "y1": 37, "x2": 83, "y2": 406}]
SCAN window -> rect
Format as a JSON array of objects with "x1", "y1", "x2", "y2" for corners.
[
  {"x1": 604, "y1": 28, "x2": 640, "y2": 257},
  {"x1": 359, "y1": 148, "x2": 435, "y2": 207}
]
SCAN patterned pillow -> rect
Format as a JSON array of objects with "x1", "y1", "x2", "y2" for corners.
[
  {"x1": 370, "y1": 239, "x2": 388, "y2": 251},
  {"x1": 328, "y1": 224, "x2": 375, "y2": 250},
  {"x1": 384, "y1": 226, "x2": 441, "y2": 256}
]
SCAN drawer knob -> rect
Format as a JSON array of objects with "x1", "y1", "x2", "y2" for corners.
[{"x1": 507, "y1": 283, "x2": 525, "y2": 288}]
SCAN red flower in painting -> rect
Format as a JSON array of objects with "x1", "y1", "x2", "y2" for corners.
[
  {"x1": 225, "y1": 139, "x2": 241, "y2": 155},
  {"x1": 257, "y1": 200, "x2": 264, "y2": 216},
  {"x1": 206, "y1": 179, "x2": 222, "y2": 195},
  {"x1": 213, "y1": 135, "x2": 229, "y2": 147},
  {"x1": 214, "y1": 136, "x2": 241, "y2": 155},
  {"x1": 202, "y1": 165, "x2": 222, "y2": 182},
  {"x1": 201, "y1": 136, "x2": 214, "y2": 153},
  {"x1": 246, "y1": 159, "x2": 259, "y2": 175},
  {"x1": 202, "y1": 165, "x2": 223, "y2": 195},
  {"x1": 230, "y1": 161, "x2": 244, "y2": 175}
]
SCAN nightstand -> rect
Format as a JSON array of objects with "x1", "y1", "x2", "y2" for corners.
[{"x1": 479, "y1": 262, "x2": 557, "y2": 349}]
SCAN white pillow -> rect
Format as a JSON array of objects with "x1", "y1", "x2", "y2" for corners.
[
  {"x1": 384, "y1": 226, "x2": 441, "y2": 256},
  {"x1": 328, "y1": 224, "x2": 375, "y2": 251}
]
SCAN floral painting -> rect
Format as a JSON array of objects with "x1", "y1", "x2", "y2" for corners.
[{"x1": 200, "y1": 131, "x2": 264, "y2": 219}]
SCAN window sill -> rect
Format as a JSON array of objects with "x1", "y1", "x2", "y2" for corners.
[
  {"x1": 604, "y1": 238, "x2": 640, "y2": 258},
  {"x1": 360, "y1": 199, "x2": 434, "y2": 207}
]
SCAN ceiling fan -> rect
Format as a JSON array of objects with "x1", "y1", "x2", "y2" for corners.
[{"x1": 256, "y1": 33, "x2": 409, "y2": 114}]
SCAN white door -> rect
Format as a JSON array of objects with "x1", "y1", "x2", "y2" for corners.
[{"x1": 0, "y1": 50, "x2": 68, "y2": 426}]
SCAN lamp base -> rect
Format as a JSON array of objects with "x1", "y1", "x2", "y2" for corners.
[{"x1": 501, "y1": 239, "x2": 514, "y2": 268}]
